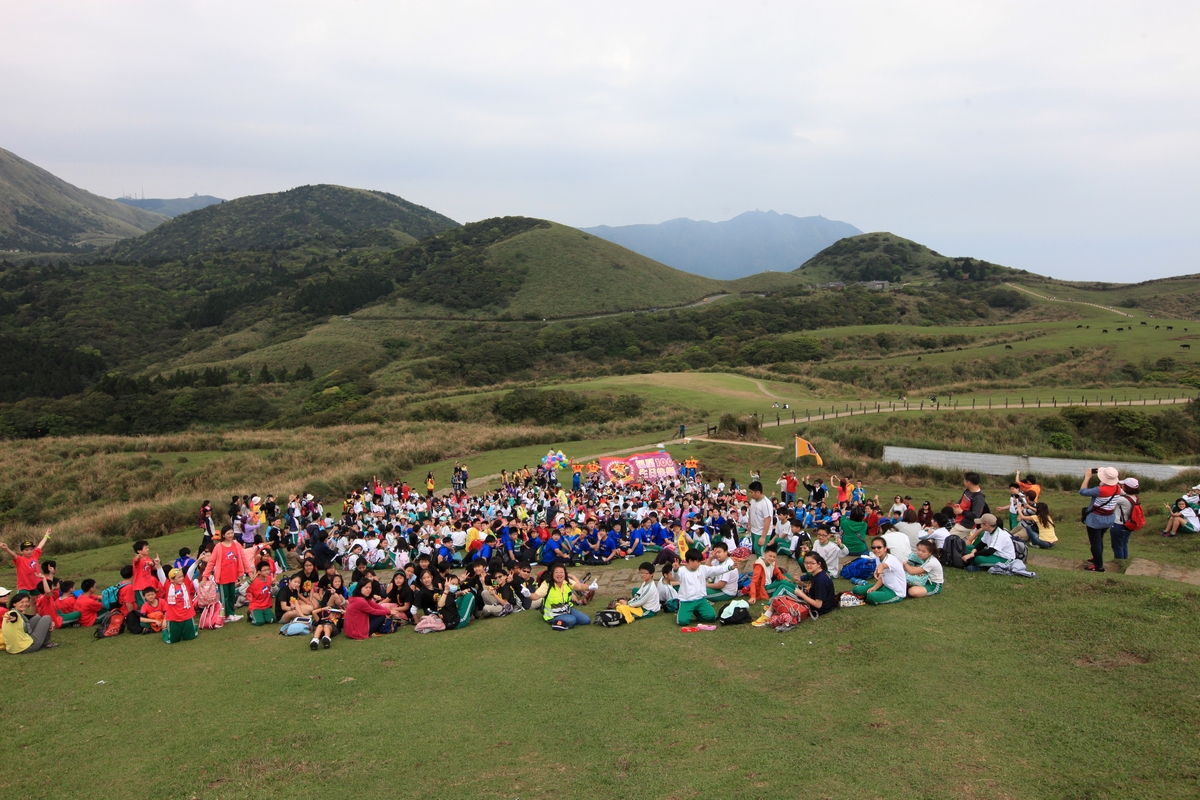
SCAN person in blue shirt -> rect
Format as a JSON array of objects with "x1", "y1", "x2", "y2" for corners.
[
  {"x1": 437, "y1": 536, "x2": 457, "y2": 570},
  {"x1": 542, "y1": 530, "x2": 566, "y2": 566},
  {"x1": 628, "y1": 521, "x2": 647, "y2": 557},
  {"x1": 498, "y1": 526, "x2": 516, "y2": 563},
  {"x1": 477, "y1": 535, "x2": 495, "y2": 563},
  {"x1": 598, "y1": 528, "x2": 622, "y2": 563}
]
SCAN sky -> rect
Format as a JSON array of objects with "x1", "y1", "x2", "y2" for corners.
[{"x1": 1, "y1": 1, "x2": 1198, "y2": 281}]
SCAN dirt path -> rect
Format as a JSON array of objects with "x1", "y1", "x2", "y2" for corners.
[
  {"x1": 753, "y1": 395, "x2": 1193, "y2": 428},
  {"x1": 1005, "y1": 283, "x2": 1133, "y2": 318}
]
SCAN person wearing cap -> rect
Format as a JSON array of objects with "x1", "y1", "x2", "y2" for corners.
[
  {"x1": 961, "y1": 513, "x2": 1016, "y2": 569},
  {"x1": 1109, "y1": 478, "x2": 1140, "y2": 561},
  {"x1": 2, "y1": 590, "x2": 57, "y2": 653},
  {"x1": 1080, "y1": 467, "x2": 1121, "y2": 572},
  {"x1": 160, "y1": 564, "x2": 200, "y2": 643},
  {"x1": 0, "y1": 528, "x2": 52, "y2": 594}
]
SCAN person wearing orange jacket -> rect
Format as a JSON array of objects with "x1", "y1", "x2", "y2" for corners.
[
  {"x1": 202, "y1": 526, "x2": 254, "y2": 621},
  {"x1": 748, "y1": 545, "x2": 794, "y2": 605}
]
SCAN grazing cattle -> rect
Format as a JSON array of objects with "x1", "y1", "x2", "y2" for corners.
[
  {"x1": 1086, "y1": 325, "x2": 1090, "y2": 329},
  {"x1": 1156, "y1": 325, "x2": 1161, "y2": 329},
  {"x1": 1102, "y1": 329, "x2": 1108, "y2": 333},
  {"x1": 1182, "y1": 344, "x2": 1191, "y2": 349},
  {"x1": 1117, "y1": 328, "x2": 1124, "y2": 331},
  {"x1": 1004, "y1": 345, "x2": 1013, "y2": 349},
  {"x1": 1168, "y1": 326, "x2": 1174, "y2": 330},
  {"x1": 1141, "y1": 321, "x2": 1147, "y2": 325},
  {"x1": 1076, "y1": 324, "x2": 1083, "y2": 328},
  {"x1": 916, "y1": 356, "x2": 922, "y2": 361}
]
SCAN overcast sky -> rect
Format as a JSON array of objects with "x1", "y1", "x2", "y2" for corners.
[{"x1": 2, "y1": 1, "x2": 1197, "y2": 280}]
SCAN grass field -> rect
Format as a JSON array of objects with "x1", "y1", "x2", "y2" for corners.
[{"x1": 7, "y1": 527, "x2": 1199, "y2": 800}]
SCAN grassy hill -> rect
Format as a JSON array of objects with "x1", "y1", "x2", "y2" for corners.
[
  {"x1": 0, "y1": 147, "x2": 167, "y2": 251},
  {"x1": 114, "y1": 194, "x2": 224, "y2": 218},
  {"x1": 796, "y1": 231, "x2": 1029, "y2": 285},
  {"x1": 105, "y1": 184, "x2": 460, "y2": 261}
]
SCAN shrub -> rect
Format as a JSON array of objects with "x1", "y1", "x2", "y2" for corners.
[{"x1": 1047, "y1": 432, "x2": 1074, "y2": 450}]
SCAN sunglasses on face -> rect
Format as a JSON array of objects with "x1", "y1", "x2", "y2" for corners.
[{"x1": 871, "y1": 545, "x2": 886, "y2": 550}]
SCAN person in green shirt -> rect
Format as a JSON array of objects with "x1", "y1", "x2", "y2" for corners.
[{"x1": 839, "y1": 506, "x2": 869, "y2": 556}]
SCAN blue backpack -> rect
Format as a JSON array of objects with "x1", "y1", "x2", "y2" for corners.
[
  {"x1": 839, "y1": 557, "x2": 877, "y2": 581},
  {"x1": 101, "y1": 581, "x2": 128, "y2": 611}
]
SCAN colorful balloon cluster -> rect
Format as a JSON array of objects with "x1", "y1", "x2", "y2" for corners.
[{"x1": 542, "y1": 449, "x2": 569, "y2": 470}]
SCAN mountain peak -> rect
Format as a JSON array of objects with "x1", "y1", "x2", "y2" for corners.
[{"x1": 580, "y1": 211, "x2": 861, "y2": 279}]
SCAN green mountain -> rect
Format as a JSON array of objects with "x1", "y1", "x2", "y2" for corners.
[
  {"x1": 106, "y1": 184, "x2": 460, "y2": 261},
  {"x1": 114, "y1": 194, "x2": 224, "y2": 218},
  {"x1": 795, "y1": 231, "x2": 1026, "y2": 284},
  {"x1": 0, "y1": 147, "x2": 167, "y2": 251}
]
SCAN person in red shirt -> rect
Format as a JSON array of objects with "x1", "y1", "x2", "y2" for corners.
[
  {"x1": 161, "y1": 566, "x2": 199, "y2": 644},
  {"x1": 202, "y1": 526, "x2": 253, "y2": 621},
  {"x1": 74, "y1": 579, "x2": 105, "y2": 627},
  {"x1": 116, "y1": 566, "x2": 138, "y2": 616},
  {"x1": 54, "y1": 580, "x2": 81, "y2": 627},
  {"x1": 139, "y1": 585, "x2": 167, "y2": 633},
  {"x1": 1, "y1": 528, "x2": 52, "y2": 593},
  {"x1": 131, "y1": 540, "x2": 158, "y2": 607},
  {"x1": 246, "y1": 562, "x2": 276, "y2": 626}
]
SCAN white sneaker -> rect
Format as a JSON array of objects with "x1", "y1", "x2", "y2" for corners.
[{"x1": 225, "y1": 614, "x2": 243, "y2": 622}]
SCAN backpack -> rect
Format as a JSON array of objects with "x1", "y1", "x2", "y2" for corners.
[
  {"x1": 100, "y1": 582, "x2": 127, "y2": 611},
  {"x1": 1125, "y1": 502, "x2": 1145, "y2": 532},
  {"x1": 940, "y1": 535, "x2": 967, "y2": 570},
  {"x1": 195, "y1": 577, "x2": 219, "y2": 608},
  {"x1": 595, "y1": 610, "x2": 624, "y2": 627},
  {"x1": 1011, "y1": 538, "x2": 1029, "y2": 564},
  {"x1": 719, "y1": 603, "x2": 752, "y2": 625},
  {"x1": 840, "y1": 557, "x2": 877, "y2": 581},
  {"x1": 95, "y1": 609, "x2": 125, "y2": 638},
  {"x1": 769, "y1": 593, "x2": 808, "y2": 623},
  {"x1": 278, "y1": 617, "x2": 311, "y2": 636},
  {"x1": 198, "y1": 603, "x2": 225, "y2": 630}
]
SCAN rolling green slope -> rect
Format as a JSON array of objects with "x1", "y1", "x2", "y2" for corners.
[
  {"x1": 105, "y1": 184, "x2": 460, "y2": 261},
  {"x1": 0, "y1": 146, "x2": 168, "y2": 251},
  {"x1": 796, "y1": 231, "x2": 1027, "y2": 285}
]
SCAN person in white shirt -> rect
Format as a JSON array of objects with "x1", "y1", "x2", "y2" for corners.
[
  {"x1": 878, "y1": 522, "x2": 912, "y2": 563},
  {"x1": 850, "y1": 537, "x2": 906, "y2": 604},
  {"x1": 746, "y1": 481, "x2": 775, "y2": 555},
  {"x1": 618, "y1": 562, "x2": 662, "y2": 619},
  {"x1": 962, "y1": 513, "x2": 1016, "y2": 569},
  {"x1": 704, "y1": 542, "x2": 739, "y2": 600},
  {"x1": 904, "y1": 539, "x2": 944, "y2": 597},
  {"x1": 811, "y1": 526, "x2": 849, "y2": 578},
  {"x1": 893, "y1": 509, "x2": 924, "y2": 549},
  {"x1": 922, "y1": 513, "x2": 952, "y2": 548},
  {"x1": 656, "y1": 563, "x2": 679, "y2": 610},
  {"x1": 675, "y1": 549, "x2": 726, "y2": 626}
]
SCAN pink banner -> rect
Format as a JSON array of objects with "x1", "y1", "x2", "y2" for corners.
[{"x1": 599, "y1": 451, "x2": 678, "y2": 484}]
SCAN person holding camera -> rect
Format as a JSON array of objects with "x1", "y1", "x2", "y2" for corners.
[
  {"x1": 1080, "y1": 467, "x2": 1121, "y2": 572},
  {"x1": 2, "y1": 589, "x2": 58, "y2": 654}
]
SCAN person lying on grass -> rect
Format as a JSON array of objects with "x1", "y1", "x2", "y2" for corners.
[
  {"x1": 903, "y1": 540, "x2": 944, "y2": 598},
  {"x1": 850, "y1": 537, "x2": 906, "y2": 605}
]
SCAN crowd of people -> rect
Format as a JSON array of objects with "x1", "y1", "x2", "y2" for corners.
[{"x1": 0, "y1": 455, "x2": 1165, "y2": 653}]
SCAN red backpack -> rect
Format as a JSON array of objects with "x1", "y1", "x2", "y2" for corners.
[{"x1": 1125, "y1": 501, "x2": 1145, "y2": 532}]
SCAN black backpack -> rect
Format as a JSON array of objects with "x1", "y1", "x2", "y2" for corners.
[
  {"x1": 595, "y1": 610, "x2": 624, "y2": 627},
  {"x1": 718, "y1": 604, "x2": 751, "y2": 625},
  {"x1": 940, "y1": 535, "x2": 967, "y2": 570}
]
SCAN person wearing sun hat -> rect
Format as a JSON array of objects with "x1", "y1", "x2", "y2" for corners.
[{"x1": 1080, "y1": 467, "x2": 1121, "y2": 573}]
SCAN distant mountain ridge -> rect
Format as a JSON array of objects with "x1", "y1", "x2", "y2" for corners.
[
  {"x1": 0, "y1": 146, "x2": 167, "y2": 251},
  {"x1": 581, "y1": 210, "x2": 861, "y2": 279},
  {"x1": 115, "y1": 194, "x2": 224, "y2": 218}
]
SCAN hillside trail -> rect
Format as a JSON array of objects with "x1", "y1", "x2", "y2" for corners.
[{"x1": 1004, "y1": 283, "x2": 1133, "y2": 318}]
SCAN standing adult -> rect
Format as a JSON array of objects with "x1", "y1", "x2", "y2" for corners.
[
  {"x1": 1080, "y1": 468, "x2": 1121, "y2": 572},
  {"x1": 1110, "y1": 478, "x2": 1139, "y2": 561}
]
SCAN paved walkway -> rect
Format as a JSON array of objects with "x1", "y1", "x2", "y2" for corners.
[{"x1": 1027, "y1": 553, "x2": 1200, "y2": 585}]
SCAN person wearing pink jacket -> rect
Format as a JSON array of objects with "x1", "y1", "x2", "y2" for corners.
[{"x1": 202, "y1": 526, "x2": 254, "y2": 621}]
